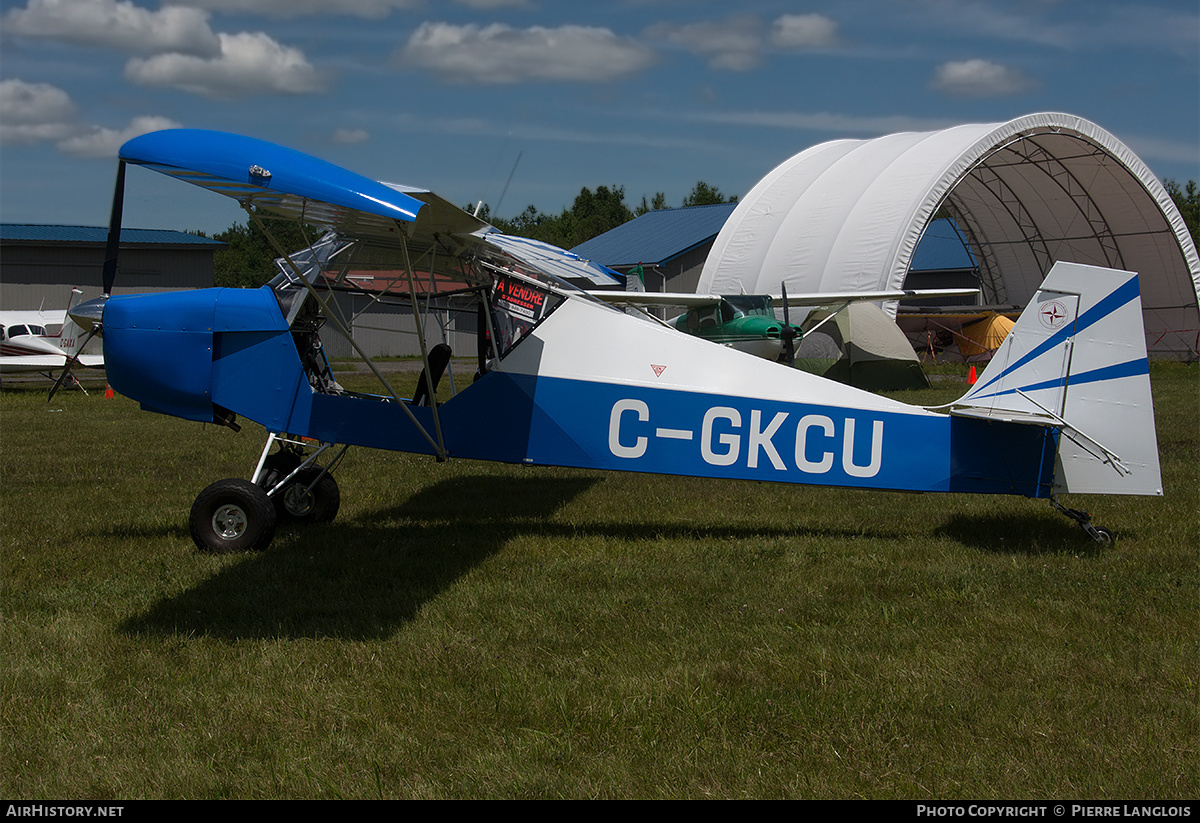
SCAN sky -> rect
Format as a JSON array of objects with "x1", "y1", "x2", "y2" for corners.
[{"x1": 1, "y1": 0, "x2": 1197, "y2": 238}]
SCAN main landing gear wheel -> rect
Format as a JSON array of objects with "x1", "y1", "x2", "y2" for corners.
[
  {"x1": 276, "y1": 467, "x2": 340, "y2": 524},
  {"x1": 189, "y1": 478, "x2": 277, "y2": 553}
]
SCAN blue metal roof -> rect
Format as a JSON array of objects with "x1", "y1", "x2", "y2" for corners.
[
  {"x1": 1, "y1": 224, "x2": 225, "y2": 246},
  {"x1": 571, "y1": 202, "x2": 739, "y2": 268}
]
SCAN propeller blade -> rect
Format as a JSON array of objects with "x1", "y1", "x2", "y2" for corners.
[
  {"x1": 48, "y1": 159, "x2": 122, "y2": 403},
  {"x1": 47, "y1": 361, "x2": 75, "y2": 402},
  {"x1": 780, "y1": 283, "x2": 796, "y2": 367},
  {"x1": 47, "y1": 326, "x2": 99, "y2": 401},
  {"x1": 101, "y1": 161, "x2": 126, "y2": 297}
]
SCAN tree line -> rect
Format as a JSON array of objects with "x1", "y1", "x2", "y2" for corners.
[
  {"x1": 204, "y1": 178, "x2": 1197, "y2": 290},
  {"x1": 482, "y1": 180, "x2": 736, "y2": 250}
]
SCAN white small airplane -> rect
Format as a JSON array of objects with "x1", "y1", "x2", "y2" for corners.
[
  {"x1": 1, "y1": 289, "x2": 104, "y2": 392},
  {"x1": 69, "y1": 129, "x2": 1162, "y2": 554}
]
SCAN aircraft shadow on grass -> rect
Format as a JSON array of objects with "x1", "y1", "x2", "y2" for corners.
[
  {"x1": 933, "y1": 510, "x2": 1123, "y2": 556},
  {"x1": 119, "y1": 474, "x2": 1099, "y2": 641},
  {"x1": 120, "y1": 474, "x2": 596, "y2": 641}
]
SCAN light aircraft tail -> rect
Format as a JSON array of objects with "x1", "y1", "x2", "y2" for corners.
[
  {"x1": 626, "y1": 263, "x2": 646, "y2": 293},
  {"x1": 56, "y1": 288, "x2": 87, "y2": 356},
  {"x1": 947, "y1": 261, "x2": 1162, "y2": 497}
]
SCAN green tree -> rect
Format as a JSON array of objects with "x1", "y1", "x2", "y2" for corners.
[
  {"x1": 486, "y1": 184, "x2": 634, "y2": 248},
  {"x1": 211, "y1": 216, "x2": 317, "y2": 288},
  {"x1": 561, "y1": 185, "x2": 633, "y2": 247},
  {"x1": 482, "y1": 180, "x2": 741, "y2": 248},
  {"x1": 636, "y1": 192, "x2": 668, "y2": 215},
  {"x1": 1164, "y1": 179, "x2": 1198, "y2": 248},
  {"x1": 682, "y1": 181, "x2": 737, "y2": 208}
]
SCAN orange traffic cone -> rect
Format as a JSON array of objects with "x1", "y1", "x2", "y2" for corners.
[
  {"x1": 967, "y1": 365, "x2": 977, "y2": 385},
  {"x1": 104, "y1": 383, "x2": 114, "y2": 399}
]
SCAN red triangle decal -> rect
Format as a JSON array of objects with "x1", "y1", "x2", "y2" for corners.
[{"x1": 651, "y1": 364, "x2": 666, "y2": 377}]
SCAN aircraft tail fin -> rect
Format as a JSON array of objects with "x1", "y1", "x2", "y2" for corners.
[
  {"x1": 948, "y1": 261, "x2": 1162, "y2": 496},
  {"x1": 626, "y1": 263, "x2": 646, "y2": 293},
  {"x1": 55, "y1": 288, "x2": 87, "y2": 356}
]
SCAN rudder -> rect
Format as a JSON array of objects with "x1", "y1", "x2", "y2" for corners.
[{"x1": 949, "y1": 261, "x2": 1162, "y2": 497}]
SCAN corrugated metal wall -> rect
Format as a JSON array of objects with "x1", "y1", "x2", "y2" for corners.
[
  {"x1": 317, "y1": 293, "x2": 479, "y2": 359},
  {"x1": 1, "y1": 242, "x2": 216, "y2": 310}
]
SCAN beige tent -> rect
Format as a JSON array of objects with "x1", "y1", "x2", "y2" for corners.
[{"x1": 795, "y1": 302, "x2": 929, "y2": 390}]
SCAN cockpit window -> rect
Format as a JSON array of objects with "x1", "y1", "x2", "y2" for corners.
[
  {"x1": 724, "y1": 295, "x2": 774, "y2": 317},
  {"x1": 489, "y1": 275, "x2": 564, "y2": 359}
]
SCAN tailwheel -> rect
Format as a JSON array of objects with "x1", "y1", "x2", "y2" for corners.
[
  {"x1": 276, "y1": 466, "x2": 340, "y2": 524},
  {"x1": 189, "y1": 478, "x2": 277, "y2": 553},
  {"x1": 1049, "y1": 496, "x2": 1115, "y2": 545}
]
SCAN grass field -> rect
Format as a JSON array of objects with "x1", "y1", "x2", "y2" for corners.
[{"x1": 2, "y1": 362, "x2": 1196, "y2": 799}]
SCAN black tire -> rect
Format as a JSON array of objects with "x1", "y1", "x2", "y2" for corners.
[
  {"x1": 275, "y1": 467, "x2": 340, "y2": 523},
  {"x1": 189, "y1": 478, "x2": 278, "y2": 553}
]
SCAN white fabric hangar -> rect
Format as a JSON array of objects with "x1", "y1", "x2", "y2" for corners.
[{"x1": 698, "y1": 112, "x2": 1200, "y2": 357}]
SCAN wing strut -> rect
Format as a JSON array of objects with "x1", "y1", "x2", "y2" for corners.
[
  {"x1": 399, "y1": 229, "x2": 446, "y2": 453},
  {"x1": 249, "y1": 210, "x2": 449, "y2": 462}
]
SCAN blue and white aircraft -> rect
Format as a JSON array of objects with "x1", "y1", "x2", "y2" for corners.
[{"x1": 70, "y1": 129, "x2": 1162, "y2": 552}]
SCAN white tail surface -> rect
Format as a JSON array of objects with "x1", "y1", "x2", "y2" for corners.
[{"x1": 950, "y1": 261, "x2": 1162, "y2": 496}]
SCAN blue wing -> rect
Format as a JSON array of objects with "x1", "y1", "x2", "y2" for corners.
[{"x1": 120, "y1": 129, "x2": 426, "y2": 240}]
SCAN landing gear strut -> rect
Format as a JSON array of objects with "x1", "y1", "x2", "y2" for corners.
[
  {"x1": 1050, "y1": 496, "x2": 1114, "y2": 545},
  {"x1": 187, "y1": 433, "x2": 346, "y2": 553}
]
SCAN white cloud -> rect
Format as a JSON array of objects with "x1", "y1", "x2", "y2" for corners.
[
  {"x1": 125, "y1": 31, "x2": 326, "y2": 99},
  {"x1": 770, "y1": 14, "x2": 839, "y2": 49},
  {"x1": 56, "y1": 115, "x2": 181, "y2": 158},
  {"x1": 0, "y1": 80, "x2": 177, "y2": 158},
  {"x1": 333, "y1": 128, "x2": 370, "y2": 145},
  {"x1": 2, "y1": 0, "x2": 220, "y2": 56},
  {"x1": 682, "y1": 107, "x2": 956, "y2": 136},
  {"x1": 0, "y1": 79, "x2": 80, "y2": 144},
  {"x1": 648, "y1": 13, "x2": 839, "y2": 70},
  {"x1": 646, "y1": 16, "x2": 764, "y2": 72},
  {"x1": 172, "y1": 0, "x2": 531, "y2": 17},
  {"x1": 931, "y1": 59, "x2": 1038, "y2": 98},
  {"x1": 167, "y1": 0, "x2": 423, "y2": 18},
  {"x1": 452, "y1": 0, "x2": 532, "y2": 9},
  {"x1": 398, "y1": 22, "x2": 657, "y2": 84}
]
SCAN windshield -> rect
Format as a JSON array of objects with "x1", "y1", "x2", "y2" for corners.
[{"x1": 723, "y1": 295, "x2": 774, "y2": 317}]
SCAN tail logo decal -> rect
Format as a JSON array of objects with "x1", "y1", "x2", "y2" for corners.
[
  {"x1": 1039, "y1": 300, "x2": 1070, "y2": 330},
  {"x1": 971, "y1": 274, "x2": 1140, "y2": 398}
]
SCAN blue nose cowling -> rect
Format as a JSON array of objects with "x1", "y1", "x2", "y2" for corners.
[{"x1": 103, "y1": 287, "x2": 300, "y2": 426}]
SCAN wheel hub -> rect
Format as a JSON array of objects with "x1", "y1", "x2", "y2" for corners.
[
  {"x1": 282, "y1": 483, "x2": 314, "y2": 516},
  {"x1": 212, "y1": 504, "x2": 248, "y2": 540}
]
